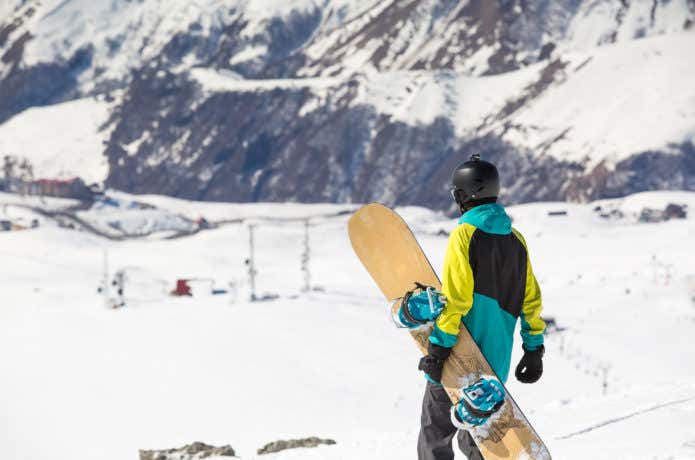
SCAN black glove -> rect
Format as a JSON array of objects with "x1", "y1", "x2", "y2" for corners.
[
  {"x1": 515, "y1": 345, "x2": 545, "y2": 383},
  {"x1": 418, "y1": 343, "x2": 452, "y2": 384}
]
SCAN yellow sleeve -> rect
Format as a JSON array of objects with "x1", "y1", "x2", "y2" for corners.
[
  {"x1": 430, "y1": 224, "x2": 475, "y2": 348},
  {"x1": 513, "y1": 229, "x2": 546, "y2": 350}
]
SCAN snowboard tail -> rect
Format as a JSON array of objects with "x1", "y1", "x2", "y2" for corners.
[{"x1": 348, "y1": 203, "x2": 551, "y2": 460}]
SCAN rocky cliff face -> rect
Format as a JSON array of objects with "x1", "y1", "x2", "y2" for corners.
[{"x1": 1, "y1": 0, "x2": 694, "y2": 209}]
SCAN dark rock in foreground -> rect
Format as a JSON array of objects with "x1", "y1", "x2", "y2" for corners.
[
  {"x1": 257, "y1": 436, "x2": 337, "y2": 455},
  {"x1": 139, "y1": 441, "x2": 237, "y2": 460}
]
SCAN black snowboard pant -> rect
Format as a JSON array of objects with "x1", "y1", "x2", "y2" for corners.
[{"x1": 417, "y1": 381, "x2": 483, "y2": 460}]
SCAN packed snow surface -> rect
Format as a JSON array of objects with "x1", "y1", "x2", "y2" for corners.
[{"x1": 1, "y1": 191, "x2": 695, "y2": 459}]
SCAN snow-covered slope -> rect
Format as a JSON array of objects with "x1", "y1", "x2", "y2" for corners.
[
  {"x1": 498, "y1": 31, "x2": 695, "y2": 167},
  {"x1": 0, "y1": 192, "x2": 694, "y2": 459},
  {"x1": 1, "y1": 0, "x2": 315, "y2": 83},
  {"x1": 3, "y1": 0, "x2": 691, "y2": 85},
  {"x1": 341, "y1": 30, "x2": 695, "y2": 167},
  {"x1": 0, "y1": 97, "x2": 111, "y2": 183},
  {"x1": 300, "y1": 0, "x2": 694, "y2": 77},
  {"x1": 0, "y1": 0, "x2": 380, "y2": 101}
]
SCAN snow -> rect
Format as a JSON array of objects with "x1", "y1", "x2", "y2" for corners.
[
  {"x1": 300, "y1": 0, "x2": 392, "y2": 70},
  {"x1": 0, "y1": 191, "x2": 80, "y2": 210},
  {"x1": 0, "y1": 203, "x2": 49, "y2": 229},
  {"x1": 106, "y1": 190, "x2": 358, "y2": 222},
  {"x1": 76, "y1": 204, "x2": 197, "y2": 239},
  {"x1": 26, "y1": 0, "x2": 169, "y2": 67},
  {"x1": 593, "y1": 190, "x2": 695, "y2": 221},
  {"x1": 16, "y1": 0, "x2": 321, "y2": 89},
  {"x1": 227, "y1": 46, "x2": 269, "y2": 66},
  {"x1": 314, "y1": 0, "x2": 384, "y2": 31},
  {"x1": 351, "y1": 67, "x2": 541, "y2": 134},
  {"x1": 324, "y1": 28, "x2": 695, "y2": 168},
  {"x1": 355, "y1": 31, "x2": 695, "y2": 166},
  {"x1": 16, "y1": 0, "x2": 684, "y2": 87},
  {"x1": 499, "y1": 31, "x2": 695, "y2": 166},
  {"x1": 1, "y1": 0, "x2": 392, "y2": 90},
  {"x1": 301, "y1": 28, "x2": 692, "y2": 169},
  {"x1": 562, "y1": 0, "x2": 694, "y2": 52},
  {"x1": 190, "y1": 68, "x2": 340, "y2": 94},
  {"x1": 243, "y1": 0, "x2": 318, "y2": 20},
  {"x1": 1, "y1": 190, "x2": 694, "y2": 459},
  {"x1": 0, "y1": 97, "x2": 112, "y2": 184},
  {"x1": 193, "y1": 65, "x2": 540, "y2": 135}
]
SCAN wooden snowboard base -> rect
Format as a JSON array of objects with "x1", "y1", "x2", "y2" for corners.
[{"x1": 348, "y1": 203, "x2": 551, "y2": 460}]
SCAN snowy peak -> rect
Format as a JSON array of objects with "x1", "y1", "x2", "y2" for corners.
[
  {"x1": 0, "y1": 1, "x2": 37, "y2": 75},
  {"x1": 301, "y1": 0, "x2": 694, "y2": 77},
  {"x1": 302, "y1": 0, "x2": 568, "y2": 76},
  {"x1": 3, "y1": 0, "x2": 691, "y2": 89},
  {"x1": 565, "y1": 0, "x2": 695, "y2": 48},
  {"x1": 3, "y1": 1, "x2": 304, "y2": 81}
]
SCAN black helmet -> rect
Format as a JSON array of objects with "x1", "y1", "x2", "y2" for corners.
[{"x1": 451, "y1": 154, "x2": 500, "y2": 206}]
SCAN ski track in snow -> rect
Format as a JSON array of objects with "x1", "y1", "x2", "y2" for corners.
[{"x1": 557, "y1": 396, "x2": 695, "y2": 440}]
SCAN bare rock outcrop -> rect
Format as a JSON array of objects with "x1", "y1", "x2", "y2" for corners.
[
  {"x1": 139, "y1": 441, "x2": 237, "y2": 460},
  {"x1": 257, "y1": 437, "x2": 336, "y2": 455}
]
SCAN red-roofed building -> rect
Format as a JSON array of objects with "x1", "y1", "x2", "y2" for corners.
[{"x1": 9, "y1": 177, "x2": 94, "y2": 200}]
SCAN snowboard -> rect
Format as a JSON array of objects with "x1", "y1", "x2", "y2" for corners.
[{"x1": 348, "y1": 203, "x2": 551, "y2": 460}]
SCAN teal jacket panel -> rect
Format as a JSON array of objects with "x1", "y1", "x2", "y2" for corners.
[{"x1": 462, "y1": 293, "x2": 517, "y2": 383}]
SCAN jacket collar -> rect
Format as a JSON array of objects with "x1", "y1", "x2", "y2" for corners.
[{"x1": 458, "y1": 203, "x2": 512, "y2": 235}]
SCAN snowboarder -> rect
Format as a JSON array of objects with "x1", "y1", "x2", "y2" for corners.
[{"x1": 400, "y1": 154, "x2": 546, "y2": 460}]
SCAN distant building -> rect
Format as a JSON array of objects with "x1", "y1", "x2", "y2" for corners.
[
  {"x1": 7, "y1": 177, "x2": 94, "y2": 200},
  {"x1": 35, "y1": 177, "x2": 93, "y2": 200}
]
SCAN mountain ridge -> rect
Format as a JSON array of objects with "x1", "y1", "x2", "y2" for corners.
[{"x1": 0, "y1": 0, "x2": 693, "y2": 210}]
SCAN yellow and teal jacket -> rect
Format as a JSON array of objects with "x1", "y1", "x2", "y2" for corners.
[{"x1": 430, "y1": 203, "x2": 545, "y2": 383}]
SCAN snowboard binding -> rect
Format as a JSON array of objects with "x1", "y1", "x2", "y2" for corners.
[
  {"x1": 450, "y1": 377, "x2": 506, "y2": 429},
  {"x1": 391, "y1": 282, "x2": 446, "y2": 328}
]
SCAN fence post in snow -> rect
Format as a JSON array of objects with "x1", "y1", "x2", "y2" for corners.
[
  {"x1": 102, "y1": 248, "x2": 111, "y2": 308},
  {"x1": 247, "y1": 224, "x2": 257, "y2": 302},
  {"x1": 301, "y1": 219, "x2": 310, "y2": 293},
  {"x1": 601, "y1": 364, "x2": 610, "y2": 396}
]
